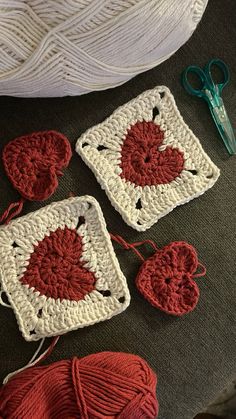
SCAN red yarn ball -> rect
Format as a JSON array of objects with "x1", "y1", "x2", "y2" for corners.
[{"x1": 0, "y1": 352, "x2": 158, "y2": 418}]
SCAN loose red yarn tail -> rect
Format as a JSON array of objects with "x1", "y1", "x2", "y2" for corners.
[
  {"x1": 192, "y1": 262, "x2": 207, "y2": 278},
  {"x1": 110, "y1": 233, "x2": 158, "y2": 262},
  {"x1": 110, "y1": 234, "x2": 145, "y2": 261},
  {"x1": 0, "y1": 198, "x2": 25, "y2": 224},
  {"x1": 33, "y1": 336, "x2": 59, "y2": 367}
]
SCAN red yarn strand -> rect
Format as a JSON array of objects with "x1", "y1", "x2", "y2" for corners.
[
  {"x1": 129, "y1": 239, "x2": 158, "y2": 253},
  {"x1": 110, "y1": 234, "x2": 158, "y2": 255},
  {"x1": 0, "y1": 198, "x2": 25, "y2": 224},
  {"x1": 71, "y1": 357, "x2": 88, "y2": 419},
  {"x1": 110, "y1": 233, "x2": 145, "y2": 261},
  {"x1": 34, "y1": 336, "x2": 60, "y2": 366},
  {"x1": 192, "y1": 262, "x2": 207, "y2": 278}
]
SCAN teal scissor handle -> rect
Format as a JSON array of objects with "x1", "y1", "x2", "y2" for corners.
[
  {"x1": 182, "y1": 59, "x2": 236, "y2": 155},
  {"x1": 205, "y1": 58, "x2": 229, "y2": 95},
  {"x1": 182, "y1": 59, "x2": 229, "y2": 106},
  {"x1": 182, "y1": 65, "x2": 209, "y2": 98}
]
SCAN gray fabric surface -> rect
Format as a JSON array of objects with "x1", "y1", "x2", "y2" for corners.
[{"x1": 0, "y1": 0, "x2": 235, "y2": 418}]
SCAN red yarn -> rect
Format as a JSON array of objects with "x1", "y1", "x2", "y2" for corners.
[
  {"x1": 0, "y1": 198, "x2": 25, "y2": 224},
  {"x1": 110, "y1": 234, "x2": 158, "y2": 262},
  {"x1": 120, "y1": 121, "x2": 184, "y2": 186},
  {"x1": 20, "y1": 227, "x2": 96, "y2": 301},
  {"x1": 2, "y1": 130, "x2": 72, "y2": 201},
  {"x1": 111, "y1": 235, "x2": 206, "y2": 316},
  {"x1": 0, "y1": 352, "x2": 158, "y2": 419},
  {"x1": 136, "y1": 241, "x2": 206, "y2": 316}
]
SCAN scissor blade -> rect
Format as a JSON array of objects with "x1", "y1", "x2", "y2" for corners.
[{"x1": 211, "y1": 105, "x2": 236, "y2": 155}]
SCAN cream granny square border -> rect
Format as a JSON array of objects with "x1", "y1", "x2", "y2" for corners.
[
  {"x1": 0, "y1": 196, "x2": 130, "y2": 341},
  {"x1": 76, "y1": 86, "x2": 220, "y2": 231}
]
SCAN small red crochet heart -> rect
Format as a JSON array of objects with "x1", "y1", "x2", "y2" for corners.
[
  {"x1": 120, "y1": 121, "x2": 184, "y2": 186},
  {"x1": 136, "y1": 241, "x2": 201, "y2": 315},
  {"x1": 20, "y1": 227, "x2": 96, "y2": 301},
  {"x1": 3, "y1": 130, "x2": 72, "y2": 201}
]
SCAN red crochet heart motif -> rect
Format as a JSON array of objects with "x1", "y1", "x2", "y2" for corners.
[
  {"x1": 20, "y1": 227, "x2": 96, "y2": 301},
  {"x1": 120, "y1": 121, "x2": 184, "y2": 186},
  {"x1": 136, "y1": 242, "x2": 200, "y2": 315},
  {"x1": 3, "y1": 131, "x2": 72, "y2": 201}
]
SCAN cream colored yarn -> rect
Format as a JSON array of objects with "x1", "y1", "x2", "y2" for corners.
[
  {"x1": 0, "y1": 0, "x2": 208, "y2": 97},
  {"x1": 76, "y1": 86, "x2": 220, "y2": 231},
  {"x1": 0, "y1": 196, "x2": 130, "y2": 341}
]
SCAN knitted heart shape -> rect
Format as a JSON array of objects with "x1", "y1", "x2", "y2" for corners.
[
  {"x1": 20, "y1": 226, "x2": 96, "y2": 301},
  {"x1": 120, "y1": 121, "x2": 184, "y2": 186},
  {"x1": 3, "y1": 130, "x2": 72, "y2": 201},
  {"x1": 136, "y1": 241, "x2": 200, "y2": 315}
]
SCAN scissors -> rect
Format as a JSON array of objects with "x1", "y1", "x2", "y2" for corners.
[{"x1": 182, "y1": 58, "x2": 236, "y2": 155}]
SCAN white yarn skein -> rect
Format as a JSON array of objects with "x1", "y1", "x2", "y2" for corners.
[{"x1": 0, "y1": 0, "x2": 208, "y2": 97}]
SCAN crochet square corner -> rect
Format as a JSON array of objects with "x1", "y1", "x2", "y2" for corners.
[
  {"x1": 76, "y1": 86, "x2": 220, "y2": 231},
  {"x1": 0, "y1": 196, "x2": 130, "y2": 341}
]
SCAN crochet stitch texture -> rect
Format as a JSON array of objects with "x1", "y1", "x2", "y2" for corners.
[
  {"x1": 0, "y1": 196, "x2": 130, "y2": 341},
  {"x1": 3, "y1": 130, "x2": 72, "y2": 201},
  {"x1": 136, "y1": 241, "x2": 203, "y2": 315},
  {"x1": 76, "y1": 86, "x2": 220, "y2": 231}
]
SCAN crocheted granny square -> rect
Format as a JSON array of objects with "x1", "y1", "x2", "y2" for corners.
[
  {"x1": 0, "y1": 196, "x2": 130, "y2": 341},
  {"x1": 76, "y1": 86, "x2": 220, "y2": 231}
]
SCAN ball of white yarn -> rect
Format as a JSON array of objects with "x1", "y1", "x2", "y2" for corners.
[{"x1": 0, "y1": 0, "x2": 208, "y2": 97}]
